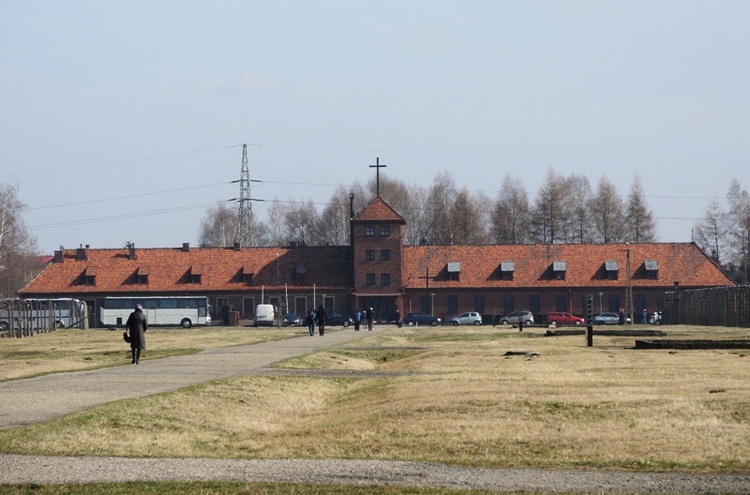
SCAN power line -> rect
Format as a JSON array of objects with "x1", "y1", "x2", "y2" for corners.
[
  {"x1": 30, "y1": 202, "x2": 219, "y2": 230},
  {"x1": 27, "y1": 182, "x2": 233, "y2": 211},
  {"x1": 1, "y1": 145, "x2": 244, "y2": 179}
]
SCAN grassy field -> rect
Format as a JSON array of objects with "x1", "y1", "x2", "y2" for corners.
[
  {"x1": 0, "y1": 326, "x2": 300, "y2": 382},
  {"x1": 0, "y1": 324, "x2": 748, "y2": 494},
  {"x1": 1, "y1": 324, "x2": 748, "y2": 470}
]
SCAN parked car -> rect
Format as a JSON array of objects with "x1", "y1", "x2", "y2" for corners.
[
  {"x1": 404, "y1": 312, "x2": 441, "y2": 326},
  {"x1": 325, "y1": 309, "x2": 352, "y2": 327},
  {"x1": 451, "y1": 311, "x2": 482, "y2": 326},
  {"x1": 592, "y1": 312, "x2": 631, "y2": 325},
  {"x1": 282, "y1": 313, "x2": 300, "y2": 327},
  {"x1": 498, "y1": 311, "x2": 534, "y2": 325},
  {"x1": 545, "y1": 311, "x2": 585, "y2": 326}
]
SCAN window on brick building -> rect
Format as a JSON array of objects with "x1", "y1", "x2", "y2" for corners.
[
  {"x1": 365, "y1": 226, "x2": 375, "y2": 236},
  {"x1": 366, "y1": 273, "x2": 376, "y2": 285},
  {"x1": 366, "y1": 250, "x2": 375, "y2": 260},
  {"x1": 381, "y1": 273, "x2": 391, "y2": 285},
  {"x1": 380, "y1": 249, "x2": 390, "y2": 260},
  {"x1": 447, "y1": 295, "x2": 458, "y2": 314},
  {"x1": 380, "y1": 225, "x2": 391, "y2": 236}
]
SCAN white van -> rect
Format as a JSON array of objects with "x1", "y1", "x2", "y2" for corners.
[{"x1": 254, "y1": 304, "x2": 275, "y2": 327}]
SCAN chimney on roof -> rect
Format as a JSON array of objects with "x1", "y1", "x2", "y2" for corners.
[
  {"x1": 76, "y1": 245, "x2": 87, "y2": 261},
  {"x1": 53, "y1": 250, "x2": 64, "y2": 263},
  {"x1": 233, "y1": 242, "x2": 241, "y2": 251},
  {"x1": 182, "y1": 242, "x2": 190, "y2": 252},
  {"x1": 128, "y1": 243, "x2": 137, "y2": 260}
]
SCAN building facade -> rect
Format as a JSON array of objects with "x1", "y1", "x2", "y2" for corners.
[{"x1": 20, "y1": 196, "x2": 734, "y2": 326}]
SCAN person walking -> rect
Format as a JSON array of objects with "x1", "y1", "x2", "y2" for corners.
[
  {"x1": 366, "y1": 307, "x2": 375, "y2": 331},
  {"x1": 126, "y1": 304, "x2": 147, "y2": 364},
  {"x1": 395, "y1": 309, "x2": 402, "y2": 328},
  {"x1": 353, "y1": 309, "x2": 361, "y2": 331},
  {"x1": 316, "y1": 305, "x2": 327, "y2": 336},
  {"x1": 306, "y1": 308, "x2": 316, "y2": 336}
]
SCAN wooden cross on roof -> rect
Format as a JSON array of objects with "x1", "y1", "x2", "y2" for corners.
[{"x1": 369, "y1": 157, "x2": 387, "y2": 196}]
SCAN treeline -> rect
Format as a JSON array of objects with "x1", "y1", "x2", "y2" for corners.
[
  {"x1": 197, "y1": 170, "x2": 746, "y2": 283},
  {"x1": 200, "y1": 168, "x2": 657, "y2": 248}
]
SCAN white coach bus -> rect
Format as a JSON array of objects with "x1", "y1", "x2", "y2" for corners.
[{"x1": 100, "y1": 296, "x2": 211, "y2": 328}]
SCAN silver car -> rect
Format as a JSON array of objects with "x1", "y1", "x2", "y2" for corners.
[
  {"x1": 451, "y1": 311, "x2": 482, "y2": 326},
  {"x1": 499, "y1": 311, "x2": 534, "y2": 325}
]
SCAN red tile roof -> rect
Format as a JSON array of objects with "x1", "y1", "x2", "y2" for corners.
[
  {"x1": 352, "y1": 196, "x2": 405, "y2": 224},
  {"x1": 402, "y1": 243, "x2": 733, "y2": 289},
  {"x1": 20, "y1": 242, "x2": 732, "y2": 298},
  {"x1": 20, "y1": 246, "x2": 353, "y2": 296}
]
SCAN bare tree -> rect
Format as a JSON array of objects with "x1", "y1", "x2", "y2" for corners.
[
  {"x1": 0, "y1": 184, "x2": 39, "y2": 297},
  {"x1": 265, "y1": 199, "x2": 288, "y2": 246},
  {"x1": 563, "y1": 174, "x2": 593, "y2": 244},
  {"x1": 589, "y1": 176, "x2": 625, "y2": 244},
  {"x1": 725, "y1": 179, "x2": 750, "y2": 283},
  {"x1": 198, "y1": 202, "x2": 237, "y2": 247},
  {"x1": 531, "y1": 169, "x2": 567, "y2": 244},
  {"x1": 425, "y1": 172, "x2": 459, "y2": 245},
  {"x1": 284, "y1": 199, "x2": 318, "y2": 246},
  {"x1": 492, "y1": 175, "x2": 531, "y2": 244},
  {"x1": 693, "y1": 199, "x2": 727, "y2": 264},
  {"x1": 317, "y1": 185, "x2": 354, "y2": 246},
  {"x1": 624, "y1": 175, "x2": 657, "y2": 243},
  {"x1": 402, "y1": 187, "x2": 429, "y2": 246},
  {"x1": 452, "y1": 186, "x2": 488, "y2": 245}
]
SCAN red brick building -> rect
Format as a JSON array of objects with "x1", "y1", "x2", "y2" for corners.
[{"x1": 20, "y1": 195, "x2": 734, "y2": 326}]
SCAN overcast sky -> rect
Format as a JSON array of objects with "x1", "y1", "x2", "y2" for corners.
[{"x1": 2, "y1": 1, "x2": 748, "y2": 254}]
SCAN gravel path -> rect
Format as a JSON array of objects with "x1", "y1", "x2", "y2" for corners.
[
  {"x1": 2, "y1": 454, "x2": 749, "y2": 493},
  {"x1": 1, "y1": 326, "x2": 749, "y2": 493}
]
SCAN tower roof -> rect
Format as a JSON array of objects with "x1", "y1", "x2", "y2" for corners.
[{"x1": 351, "y1": 196, "x2": 405, "y2": 224}]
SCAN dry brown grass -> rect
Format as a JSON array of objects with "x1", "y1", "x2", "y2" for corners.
[
  {"x1": 1, "y1": 324, "x2": 748, "y2": 473},
  {"x1": 0, "y1": 326, "x2": 301, "y2": 381}
]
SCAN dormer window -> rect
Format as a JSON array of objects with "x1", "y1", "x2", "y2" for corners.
[
  {"x1": 645, "y1": 260, "x2": 659, "y2": 280},
  {"x1": 295, "y1": 265, "x2": 308, "y2": 284},
  {"x1": 190, "y1": 265, "x2": 202, "y2": 284},
  {"x1": 137, "y1": 266, "x2": 149, "y2": 285},
  {"x1": 447, "y1": 262, "x2": 461, "y2": 281},
  {"x1": 553, "y1": 261, "x2": 567, "y2": 280},
  {"x1": 605, "y1": 260, "x2": 619, "y2": 280},
  {"x1": 84, "y1": 266, "x2": 97, "y2": 286},
  {"x1": 500, "y1": 261, "x2": 515, "y2": 281},
  {"x1": 242, "y1": 266, "x2": 254, "y2": 284}
]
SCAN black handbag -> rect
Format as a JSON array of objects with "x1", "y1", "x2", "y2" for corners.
[{"x1": 123, "y1": 331, "x2": 131, "y2": 343}]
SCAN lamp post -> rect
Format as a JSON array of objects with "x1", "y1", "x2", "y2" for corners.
[
  {"x1": 430, "y1": 292, "x2": 435, "y2": 317},
  {"x1": 276, "y1": 253, "x2": 281, "y2": 327}
]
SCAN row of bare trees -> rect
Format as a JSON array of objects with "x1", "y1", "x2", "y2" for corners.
[
  {"x1": 199, "y1": 169, "x2": 657, "y2": 249},
  {"x1": 693, "y1": 179, "x2": 750, "y2": 283}
]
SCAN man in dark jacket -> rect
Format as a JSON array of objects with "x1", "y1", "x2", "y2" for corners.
[
  {"x1": 315, "y1": 305, "x2": 327, "y2": 336},
  {"x1": 126, "y1": 304, "x2": 148, "y2": 364}
]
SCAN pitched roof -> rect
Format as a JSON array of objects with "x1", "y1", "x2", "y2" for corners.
[
  {"x1": 351, "y1": 196, "x2": 405, "y2": 224},
  {"x1": 20, "y1": 246, "x2": 353, "y2": 296},
  {"x1": 402, "y1": 243, "x2": 733, "y2": 289}
]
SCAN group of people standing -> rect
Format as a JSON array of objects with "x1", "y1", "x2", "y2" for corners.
[{"x1": 353, "y1": 307, "x2": 375, "y2": 331}]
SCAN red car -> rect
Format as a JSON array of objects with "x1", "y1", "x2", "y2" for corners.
[{"x1": 545, "y1": 311, "x2": 585, "y2": 326}]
